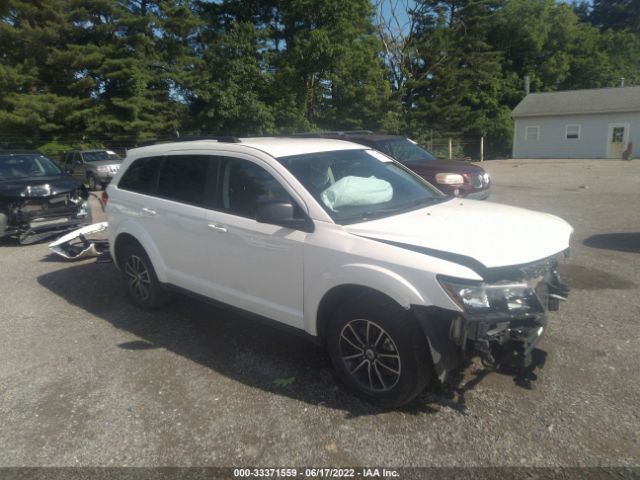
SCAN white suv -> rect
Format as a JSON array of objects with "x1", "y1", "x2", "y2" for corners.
[{"x1": 106, "y1": 137, "x2": 572, "y2": 407}]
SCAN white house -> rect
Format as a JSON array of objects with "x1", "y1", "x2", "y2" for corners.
[{"x1": 512, "y1": 86, "x2": 640, "y2": 159}]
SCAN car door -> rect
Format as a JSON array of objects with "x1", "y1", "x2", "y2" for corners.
[
  {"x1": 203, "y1": 154, "x2": 306, "y2": 329},
  {"x1": 141, "y1": 154, "x2": 217, "y2": 295}
]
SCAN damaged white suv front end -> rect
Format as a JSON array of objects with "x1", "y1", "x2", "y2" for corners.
[{"x1": 342, "y1": 198, "x2": 572, "y2": 381}]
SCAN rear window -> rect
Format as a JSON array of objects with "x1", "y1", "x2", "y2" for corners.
[
  {"x1": 376, "y1": 139, "x2": 437, "y2": 163},
  {"x1": 118, "y1": 157, "x2": 161, "y2": 194}
]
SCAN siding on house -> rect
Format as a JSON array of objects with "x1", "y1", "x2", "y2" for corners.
[{"x1": 513, "y1": 112, "x2": 640, "y2": 159}]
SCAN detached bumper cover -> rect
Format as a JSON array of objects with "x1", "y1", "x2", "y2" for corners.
[{"x1": 48, "y1": 222, "x2": 109, "y2": 260}]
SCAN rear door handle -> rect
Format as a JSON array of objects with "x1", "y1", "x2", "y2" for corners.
[
  {"x1": 207, "y1": 223, "x2": 227, "y2": 233},
  {"x1": 141, "y1": 207, "x2": 157, "y2": 216}
]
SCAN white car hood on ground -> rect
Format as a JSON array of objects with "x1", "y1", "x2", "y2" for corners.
[{"x1": 344, "y1": 199, "x2": 573, "y2": 268}]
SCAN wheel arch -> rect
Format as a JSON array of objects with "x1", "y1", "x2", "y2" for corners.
[
  {"x1": 112, "y1": 226, "x2": 168, "y2": 283},
  {"x1": 315, "y1": 284, "x2": 416, "y2": 345},
  {"x1": 310, "y1": 263, "x2": 428, "y2": 340}
]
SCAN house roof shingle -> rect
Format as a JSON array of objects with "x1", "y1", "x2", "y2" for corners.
[{"x1": 512, "y1": 86, "x2": 640, "y2": 118}]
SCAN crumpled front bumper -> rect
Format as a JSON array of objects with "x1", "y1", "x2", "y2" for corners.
[
  {"x1": 0, "y1": 202, "x2": 90, "y2": 244},
  {"x1": 412, "y1": 264, "x2": 569, "y2": 381}
]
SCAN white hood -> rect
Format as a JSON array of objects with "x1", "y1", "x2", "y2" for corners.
[{"x1": 344, "y1": 199, "x2": 573, "y2": 268}]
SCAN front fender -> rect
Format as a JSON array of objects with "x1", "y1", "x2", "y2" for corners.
[{"x1": 305, "y1": 263, "x2": 429, "y2": 335}]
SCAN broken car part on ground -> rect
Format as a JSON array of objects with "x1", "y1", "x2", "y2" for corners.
[{"x1": 48, "y1": 222, "x2": 110, "y2": 260}]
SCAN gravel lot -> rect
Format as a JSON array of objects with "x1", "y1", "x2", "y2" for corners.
[{"x1": 0, "y1": 160, "x2": 639, "y2": 468}]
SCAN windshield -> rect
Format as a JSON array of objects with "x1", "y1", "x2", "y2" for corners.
[
  {"x1": 278, "y1": 149, "x2": 445, "y2": 224},
  {"x1": 375, "y1": 138, "x2": 437, "y2": 163},
  {"x1": 83, "y1": 151, "x2": 121, "y2": 162},
  {"x1": 0, "y1": 154, "x2": 64, "y2": 180}
]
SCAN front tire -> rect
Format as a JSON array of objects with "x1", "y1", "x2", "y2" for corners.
[
  {"x1": 120, "y1": 243, "x2": 171, "y2": 309},
  {"x1": 327, "y1": 293, "x2": 433, "y2": 408}
]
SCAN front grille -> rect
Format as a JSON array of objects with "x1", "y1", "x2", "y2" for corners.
[
  {"x1": 518, "y1": 256, "x2": 558, "y2": 279},
  {"x1": 17, "y1": 194, "x2": 80, "y2": 223}
]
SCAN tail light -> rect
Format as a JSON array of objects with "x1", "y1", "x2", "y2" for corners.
[{"x1": 100, "y1": 191, "x2": 109, "y2": 207}]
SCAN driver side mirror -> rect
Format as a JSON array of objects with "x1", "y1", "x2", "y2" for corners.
[{"x1": 256, "y1": 199, "x2": 314, "y2": 232}]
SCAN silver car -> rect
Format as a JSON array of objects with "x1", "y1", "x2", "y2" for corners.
[{"x1": 61, "y1": 149, "x2": 123, "y2": 191}]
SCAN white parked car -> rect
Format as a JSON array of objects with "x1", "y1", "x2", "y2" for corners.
[{"x1": 105, "y1": 137, "x2": 572, "y2": 407}]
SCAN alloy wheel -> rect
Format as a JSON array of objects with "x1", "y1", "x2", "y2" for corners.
[
  {"x1": 124, "y1": 255, "x2": 151, "y2": 301},
  {"x1": 338, "y1": 319, "x2": 402, "y2": 392}
]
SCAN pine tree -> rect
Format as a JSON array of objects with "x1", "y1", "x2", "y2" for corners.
[
  {"x1": 0, "y1": 0, "x2": 90, "y2": 147},
  {"x1": 589, "y1": 0, "x2": 640, "y2": 33},
  {"x1": 408, "y1": 0, "x2": 511, "y2": 152},
  {"x1": 271, "y1": 0, "x2": 396, "y2": 132}
]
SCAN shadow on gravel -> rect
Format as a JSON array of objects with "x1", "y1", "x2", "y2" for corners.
[
  {"x1": 583, "y1": 232, "x2": 640, "y2": 254},
  {"x1": 38, "y1": 261, "x2": 525, "y2": 417},
  {"x1": 558, "y1": 263, "x2": 636, "y2": 290}
]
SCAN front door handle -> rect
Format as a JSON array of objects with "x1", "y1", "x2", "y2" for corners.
[
  {"x1": 207, "y1": 223, "x2": 227, "y2": 233},
  {"x1": 141, "y1": 207, "x2": 157, "y2": 216}
]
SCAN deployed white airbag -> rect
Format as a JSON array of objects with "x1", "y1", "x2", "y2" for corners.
[{"x1": 321, "y1": 176, "x2": 393, "y2": 211}]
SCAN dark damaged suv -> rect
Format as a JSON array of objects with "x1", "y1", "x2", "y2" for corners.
[
  {"x1": 0, "y1": 151, "x2": 89, "y2": 244},
  {"x1": 297, "y1": 132, "x2": 491, "y2": 199}
]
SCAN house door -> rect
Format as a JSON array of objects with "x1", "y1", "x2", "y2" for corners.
[{"x1": 607, "y1": 123, "x2": 629, "y2": 158}]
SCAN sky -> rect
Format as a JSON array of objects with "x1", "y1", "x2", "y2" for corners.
[{"x1": 377, "y1": 0, "x2": 593, "y2": 36}]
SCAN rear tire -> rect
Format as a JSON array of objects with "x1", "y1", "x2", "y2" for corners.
[
  {"x1": 120, "y1": 243, "x2": 171, "y2": 310},
  {"x1": 327, "y1": 293, "x2": 433, "y2": 408}
]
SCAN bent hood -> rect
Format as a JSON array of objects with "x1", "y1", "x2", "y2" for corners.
[{"x1": 344, "y1": 199, "x2": 573, "y2": 269}]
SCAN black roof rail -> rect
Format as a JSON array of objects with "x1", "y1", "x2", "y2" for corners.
[
  {"x1": 289, "y1": 130, "x2": 373, "y2": 138},
  {"x1": 138, "y1": 135, "x2": 241, "y2": 147}
]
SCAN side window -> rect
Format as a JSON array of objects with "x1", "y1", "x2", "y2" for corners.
[
  {"x1": 73, "y1": 152, "x2": 83, "y2": 164},
  {"x1": 218, "y1": 158, "x2": 292, "y2": 219},
  {"x1": 525, "y1": 126, "x2": 540, "y2": 141},
  {"x1": 118, "y1": 156, "x2": 161, "y2": 194},
  {"x1": 565, "y1": 124, "x2": 580, "y2": 140},
  {"x1": 157, "y1": 155, "x2": 211, "y2": 206}
]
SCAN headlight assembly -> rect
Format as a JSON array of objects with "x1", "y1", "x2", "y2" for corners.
[{"x1": 438, "y1": 277, "x2": 543, "y2": 315}]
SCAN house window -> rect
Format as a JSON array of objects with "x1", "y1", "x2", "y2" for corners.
[
  {"x1": 566, "y1": 124, "x2": 581, "y2": 140},
  {"x1": 525, "y1": 126, "x2": 540, "y2": 141}
]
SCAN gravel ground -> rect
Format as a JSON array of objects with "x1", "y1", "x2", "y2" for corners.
[{"x1": 0, "y1": 160, "x2": 639, "y2": 468}]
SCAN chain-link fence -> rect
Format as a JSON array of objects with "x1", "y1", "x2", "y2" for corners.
[
  {"x1": 421, "y1": 136, "x2": 500, "y2": 162},
  {"x1": 1, "y1": 132, "x2": 512, "y2": 162}
]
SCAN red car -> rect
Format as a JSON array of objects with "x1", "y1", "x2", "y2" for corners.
[{"x1": 299, "y1": 132, "x2": 491, "y2": 199}]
